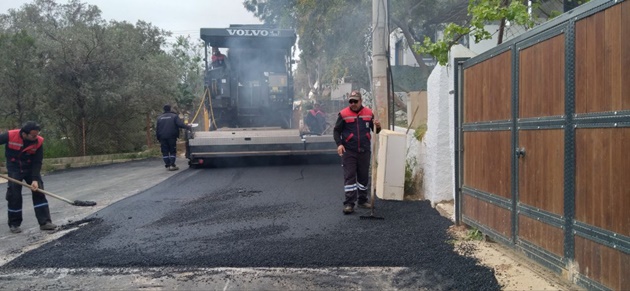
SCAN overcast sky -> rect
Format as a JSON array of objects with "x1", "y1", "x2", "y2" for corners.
[{"x1": 0, "y1": 0, "x2": 262, "y2": 42}]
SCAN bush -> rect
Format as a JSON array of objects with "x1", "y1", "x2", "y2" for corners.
[
  {"x1": 44, "y1": 138, "x2": 72, "y2": 158},
  {"x1": 404, "y1": 158, "x2": 417, "y2": 194},
  {"x1": 414, "y1": 124, "x2": 427, "y2": 141}
]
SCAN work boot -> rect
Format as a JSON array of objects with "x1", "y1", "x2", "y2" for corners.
[
  {"x1": 169, "y1": 165, "x2": 179, "y2": 171},
  {"x1": 343, "y1": 205, "x2": 354, "y2": 214},
  {"x1": 9, "y1": 226, "x2": 21, "y2": 233},
  {"x1": 39, "y1": 222, "x2": 57, "y2": 231},
  {"x1": 358, "y1": 202, "x2": 372, "y2": 209}
]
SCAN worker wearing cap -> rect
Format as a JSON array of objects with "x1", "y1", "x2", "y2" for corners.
[
  {"x1": 0, "y1": 121, "x2": 56, "y2": 233},
  {"x1": 333, "y1": 90, "x2": 381, "y2": 214}
]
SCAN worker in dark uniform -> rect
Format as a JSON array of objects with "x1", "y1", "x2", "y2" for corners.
[
  {"x1": 0, "y1": 121, "x2": 56, "y2": 233},
  {"x1": 333, "y1": 90, "x2": 381, "y2": 214},
  {"x1": 211, "y1": 47, "x2": 227, "y2": 69},
  {"x1": 304, "y1": 103, "x2": 327, "y2": 135},
  {"x1": 156, "y1": 104, "x2": 191, "y2": 171}
]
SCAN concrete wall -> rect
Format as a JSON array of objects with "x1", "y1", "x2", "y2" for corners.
[
  {"x1": 1, "y1": 150, "x2": 159, "y2": 174},
  {"x1": 390, "y1": 29, "x2": 420, "y2": 67},
  {"x1": 422, "y1": 45, "x2": 477, "y2": 207},
  {"x1": 407, "y1": 91, "x2": 427, "y2": 128}
]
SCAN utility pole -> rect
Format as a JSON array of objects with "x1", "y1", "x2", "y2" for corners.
[
  {"x1": 371, "y1": 0, "x2": 389, "y2": 200},
  {"x1": 372, "y1": 0, "x2": 389, "y2": 129}
]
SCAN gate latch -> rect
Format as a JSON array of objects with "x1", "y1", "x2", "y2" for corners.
[{"x1": 516, "y1": 147, "x2": 526, "y2": 158}]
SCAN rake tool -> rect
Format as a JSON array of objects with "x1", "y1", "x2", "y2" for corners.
[
  {"x1": 360, "y1": 188, "x2": 384, "y2": 220},
  {"x1": 0, "y1": 174, "x2": 97, "y2": 207}
]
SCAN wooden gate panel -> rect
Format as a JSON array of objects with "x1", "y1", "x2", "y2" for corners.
[
  {"x1": 575, "y1": 128, "x2": 630, "y2": 236},
  {"x1": 463, "y1": 131, "x2": 511, "y2": 198},
  {"x1": 519, "y1": 35, "x2": 565, "y2": 118},
  {"x1": 575, "y1": 236, "x2": 630, "y2": 291},
  {"x1": 575, "y1": 2, "x2": 629, "y2": 113},
  {"x1": 458, "y1": 2, "x2": 629, "y2": 290},
  {"x1": 518, "y1": 215, "x2": 564, "y2": 257},
  {"x1": 463, "y1": 51, "x2": 512, "y2": 123},
  {"x1": 463, "y1": 194, "x2": 512, "y2": 237},
  {"x1": 518, "y1": 129, "x2": 564, "y2": 215}
]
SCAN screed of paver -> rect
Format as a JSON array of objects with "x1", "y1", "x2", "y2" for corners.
[{"x1": 2, "y1": 163, "x2": 501, "y2": 290}]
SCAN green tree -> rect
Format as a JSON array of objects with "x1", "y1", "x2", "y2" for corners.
[
  {"x1": 0, "y1": 0, "x2": 179, "y2": 156},
  {"x1": 244, "y1": 0, "x2": 372, "y2": 101},
  {"x1": 0, "y1": 30, "x2": 42, "y2": 128},
  {"x1": 389, "y1": 0, "x2": 470, "y2": 74},
  {"x1": 416, "y1": 0, "x2": 590, "y2": 65},
  {"x1": 169, "y1": 35, "x2": 205, "y2": 113},
  {"x1": 243, "y1": 0, "x2": 472, "y2": 101}
]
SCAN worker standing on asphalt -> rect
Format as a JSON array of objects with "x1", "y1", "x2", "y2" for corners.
[
  {"x1": 333, "y1": 90, "x2": 381, "y2": 214},
  {"x1": 0, "y1": 121, "x2": 56, "y2": 233},
  {"x1": 156, "y1": 104, "x2": 191, "y2": 171}
]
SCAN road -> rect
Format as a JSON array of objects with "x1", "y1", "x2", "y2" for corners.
[{"x1": 0, "y1": 158, "x2": 500, "y2": 290}]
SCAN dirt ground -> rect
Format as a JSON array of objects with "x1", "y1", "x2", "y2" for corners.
[{"x1": 435, "y1": 202, "x2": 583, "y2": 291}]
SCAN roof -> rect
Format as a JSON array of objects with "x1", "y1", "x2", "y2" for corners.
[{"x1": 200, "y1": 25, "x2": 296, "y2": 50}]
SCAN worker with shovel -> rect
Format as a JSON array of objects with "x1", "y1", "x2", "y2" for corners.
[
  {"x1": 333, "y1": 90, "x2": 381, "y2": 214},
  {"x1": 0, "y1": 121, "x2": 56, "y2": 233}
]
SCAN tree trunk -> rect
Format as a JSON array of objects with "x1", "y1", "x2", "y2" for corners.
[
  {"x1": 497, "y1": 0, "x2": 510, "y2": 45},
  {"x1": 82, "y1": 117, "x2": 86, "y2": 156},
  {"x1": 146, "y1": 112, "x2": 152, "y2": 148}
]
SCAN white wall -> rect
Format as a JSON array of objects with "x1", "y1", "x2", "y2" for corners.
[
  {"x1": 422, "y1": 45, "x2": 477, "y2": 207},
  {"x1": 390, "y1": 29, "x2": 420, "y2": 67},
  {"x1": 393, "y1": 126, "x2": 426, "y2": 199}
]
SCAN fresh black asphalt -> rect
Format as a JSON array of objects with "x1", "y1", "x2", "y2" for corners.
[{"x1": 3, "y1": 159, "x2": 500, "y2": 290}]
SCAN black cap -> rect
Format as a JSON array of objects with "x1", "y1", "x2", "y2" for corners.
[
  {"x1": 20, "y1": 121, "x2": 41, "y2": 133},
  {"x1": 163, "y1": 104, "x2": 171, "y2": 112}
]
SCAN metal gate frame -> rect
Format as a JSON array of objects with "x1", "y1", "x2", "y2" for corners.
[{"x1": 454, "y1": 1, "x2": 630, "y2": 290}]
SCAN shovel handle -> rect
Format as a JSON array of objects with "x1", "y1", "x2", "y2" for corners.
[{"x1": 0, "y1": 174, "x2": 75, "y2": 205}]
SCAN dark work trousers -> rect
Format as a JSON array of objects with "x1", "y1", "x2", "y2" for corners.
[
  {"x1": 6, "y1": 170, "x2": 52, "y2": 227},
  {"x1": 159, "y1": 138, "x2": 178, "y2": 167},
  {"x1": 342, "y1": 149, "x2": 371, "y2": 206}
]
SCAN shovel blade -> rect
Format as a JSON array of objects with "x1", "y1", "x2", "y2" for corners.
[
  {"x1": 360, "y1": 215, "x2": 384, "y2": 220},
  {"x1": 72, "y1": 200, "x2": 97, "y2": 207}
]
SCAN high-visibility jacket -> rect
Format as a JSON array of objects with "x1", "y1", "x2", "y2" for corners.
[
  {"x1": 5, "y1": 129, "x2": 44, "y2": 171},
  {"x1": 338, "y1": 106, "x2": 374, "y2": 153}
]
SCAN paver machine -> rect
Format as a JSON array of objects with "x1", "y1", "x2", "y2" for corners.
[{"x1": 186, "y1": 25, "x2": 337, "y2": 167}]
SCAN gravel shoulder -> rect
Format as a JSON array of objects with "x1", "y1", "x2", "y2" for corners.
[{"x1": 435, "y1": 201, "x2": 584, "y2": 291}]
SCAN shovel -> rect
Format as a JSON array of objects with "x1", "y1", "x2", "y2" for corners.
[
  {"x1": 0, "y1": 174, "x2": 96, "y2": 207},
  {"x1": 360, "y1": 188, "x2": 384, "y2": 220}
]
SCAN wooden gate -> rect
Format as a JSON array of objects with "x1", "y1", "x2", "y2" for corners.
[{"x1": 455, "y1": 1, "x2": 629, "y2": 290}]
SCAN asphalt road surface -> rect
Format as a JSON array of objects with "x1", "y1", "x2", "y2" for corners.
[{"x1": 0, "y1": 158, "x2": 500, "y2": 290}]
